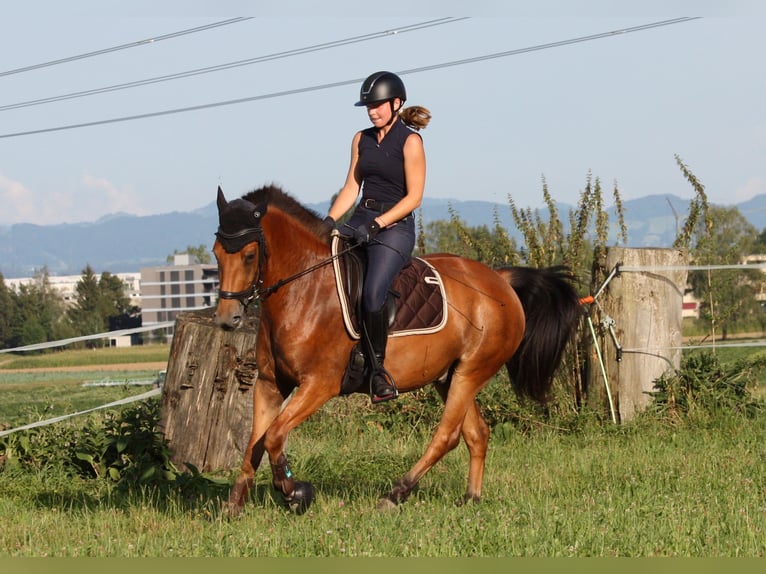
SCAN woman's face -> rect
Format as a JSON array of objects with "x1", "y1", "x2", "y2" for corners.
[{"x1": 365, "y1": 98, "x2": 400, "y2": 128}]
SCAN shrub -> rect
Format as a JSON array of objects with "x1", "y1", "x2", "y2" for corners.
[
  {"x1": 649, "y1": 351, "x2": 764, "y2": 422},
  {"x1": 1, "y1": 400, "x2": 226, "y2": 500}
]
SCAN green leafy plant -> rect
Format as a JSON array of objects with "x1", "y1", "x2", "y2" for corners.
[{"x1": 650, "y1": 351, "x2": 764, "y2": 421}]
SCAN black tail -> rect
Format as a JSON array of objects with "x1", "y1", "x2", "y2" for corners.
[{"x1": 498, "y1": 265, "x2": 582, "y2": 402}]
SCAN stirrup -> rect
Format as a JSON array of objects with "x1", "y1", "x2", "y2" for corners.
[
  {"x1": 370, "y1": 369, "x2": 398, "y2": 404},
  {"x1": 340, "y1": 345, "x2": 366, "y2": 395}
]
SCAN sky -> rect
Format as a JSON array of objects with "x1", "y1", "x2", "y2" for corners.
[{"x1": 1, "y1": 1, "x2": 765, "y2": 226}]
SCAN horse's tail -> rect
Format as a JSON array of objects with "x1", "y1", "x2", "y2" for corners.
[{"x1": 497, "y1": 265, "x2": 582, "y2": 402}]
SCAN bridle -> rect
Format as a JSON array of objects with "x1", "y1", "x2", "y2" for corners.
[
  {"x1": 217, "y1": 223, "x2": 358, "y2": 307},
  {"x1": 216, "y1": 218, "x2": 266, "y2": 306}
]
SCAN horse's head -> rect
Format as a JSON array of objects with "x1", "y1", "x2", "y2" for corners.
[{"x1": 213, "y1": 186, "x2": 266, "y2": 329}]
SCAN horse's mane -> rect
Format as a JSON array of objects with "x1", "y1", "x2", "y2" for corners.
[{"x1": 241, "y1": 184, "x2": 330, "y2": 240}]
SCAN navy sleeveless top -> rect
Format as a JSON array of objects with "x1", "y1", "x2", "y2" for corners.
[{"x1": 357, "y1": 118, "x2": 420, "y2": 204}]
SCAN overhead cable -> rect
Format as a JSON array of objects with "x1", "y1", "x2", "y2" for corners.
[
  {"x1": 0, "y1": 17, "x2": 701, "y2": 140},
  {"x1": 0, "y1": 17, "x2": 253, "y2": 79},
  {"x1": 0, "y1": 17, "x2": 465, "y2": 112}
]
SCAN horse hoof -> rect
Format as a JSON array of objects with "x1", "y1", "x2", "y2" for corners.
[
  {"x1": 285, "y1": 481, "x2": 314, "y2": 514},
  {"x1": 376, "y1": 497, "x2": 398, "y2": 512}
]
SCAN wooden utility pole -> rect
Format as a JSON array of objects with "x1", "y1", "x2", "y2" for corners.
[
  {"x1": 587, "y1": 247, "x2": 687, "y2": 422},
  {"x1": 159, "y1": 307, "x2": 259, "y2": 472}
]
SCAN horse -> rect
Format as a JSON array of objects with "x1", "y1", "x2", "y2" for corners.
[{"x1": 213, "y1": 184, "x2": 582, "y2": 515}]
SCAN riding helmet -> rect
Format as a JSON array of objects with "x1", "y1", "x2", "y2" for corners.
[{"x1": 354, "y1": 71, "x2": 407, "y2": 107}]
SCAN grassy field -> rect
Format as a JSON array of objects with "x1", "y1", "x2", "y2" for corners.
[
  {"x1": 0, "y1": 345, "x2": 169, "y2": 429},
  {"x1": 1, "y1": 344, "x2": 765, "y2": 557},
  {"x1": 0, "y1": 345, "x2": 170, "y2": 370}
]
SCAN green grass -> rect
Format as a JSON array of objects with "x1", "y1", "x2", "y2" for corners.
[
  {"x1": 0, "y1": 403, "x2": 764, "y2": 557},
  {"x1": 0, "y1": 345, "x2": 169, "y2": 428},
  {"x1": 0, "y1": 344, "x2": 170, "y2": 370},
  {"x1": 1, "y1": 345, "x2": 765, "y2": 557},
  {"x1": 0, "y1": 379, "x2": 157, "y2": 429}
]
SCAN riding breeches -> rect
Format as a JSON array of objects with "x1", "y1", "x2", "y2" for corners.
[{"x1": 345, "y1": 210, "x2": 415, "y2": 313}]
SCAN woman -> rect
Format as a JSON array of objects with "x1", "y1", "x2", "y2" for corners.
[{"x1": 325, "y1": 70, "x2": 431, "y2": 404}]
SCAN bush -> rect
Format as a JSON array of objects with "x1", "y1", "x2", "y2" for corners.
[
  {"x1": 1, "y1": 400, "x2": 226, "y2": 500},
  {"x1": 649, "y1": 351, "x2": 764, "y2": 422}
]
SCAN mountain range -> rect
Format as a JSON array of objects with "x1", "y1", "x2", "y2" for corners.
[{"x1": 2, "y1": 193, "x2": 766, "y2": 279}]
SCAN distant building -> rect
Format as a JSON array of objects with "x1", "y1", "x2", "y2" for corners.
[
  {"x1": 682, "y1": 297, "x2": 700, "y2": 319},
  {"x1": 139, "y1": 254, "x2": 219, "y2": 342},
  {"x1": 5, "y1": 272, "x2": 141, "y2": 308},
  {"x1": 742, "y1": 254, "x2": 766, "y2": 305},
  {"x1": 4, "y1": 257, "x2": 219, "y2": 344}
]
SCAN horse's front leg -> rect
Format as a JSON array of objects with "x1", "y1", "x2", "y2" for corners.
[
  {"x1": 264, "y1": 381, "x2": 337, "y2": 514},
  {"x1": 228, "y1": 376, "x2": 288, "y2": 516}
]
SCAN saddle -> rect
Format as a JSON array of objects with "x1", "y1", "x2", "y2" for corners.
[{"x1": 331, "y1": 234, "x2": 448, "y2": 340}]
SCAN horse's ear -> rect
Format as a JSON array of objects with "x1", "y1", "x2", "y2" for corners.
[{"x1": 217, "y1": 186, "x2": 227, "y2": 213}]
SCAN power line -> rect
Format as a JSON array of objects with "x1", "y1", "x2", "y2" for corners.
[
  {"x1": 396, "y1": 17, "x2": 701, "y2": 75},
  {"x1": 0, "y1": 17, "x2": 701, "y2": 140},
  {"x1": 0, "y1": 18, "x2": 466, "y2": 113},
  {"x1": 0, "y1": 17, "x2": 252, "y2": 79}
]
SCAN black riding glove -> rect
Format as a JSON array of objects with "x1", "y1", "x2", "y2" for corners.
[
  {"x1": 321, "y1": 215, "x2": 336, "y2": 233},
  {"x1": 353, "y1": 220, "x2": 381, "y2": 244}
]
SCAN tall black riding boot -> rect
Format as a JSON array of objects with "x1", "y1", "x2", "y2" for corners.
[{"x1": 362, "y1": 306, "x2": 398, "y2": 404}]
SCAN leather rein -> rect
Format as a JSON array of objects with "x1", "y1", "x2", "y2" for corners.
[{"x1": 218, "y1": 228, "x2": 357, "y2": 307}]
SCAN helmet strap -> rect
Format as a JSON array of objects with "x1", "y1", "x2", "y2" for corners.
[{"x1": 385, "y1": 99, "x2": 400, "y2": 127}]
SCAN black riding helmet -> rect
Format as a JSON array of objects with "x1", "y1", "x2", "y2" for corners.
[{"x1": 354, "y1": 71, "x2": 407, "y2": 107}]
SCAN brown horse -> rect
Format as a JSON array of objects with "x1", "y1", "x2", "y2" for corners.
[{"x1": 213, "y1": 184, "x2": 582, "y2": 514}]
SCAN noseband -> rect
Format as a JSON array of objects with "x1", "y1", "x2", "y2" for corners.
[
  {"x1": 216, "y1": 223, "x2": 267, "y2": 307},
  {"x1": 218, "y1": 281, "x2": 260, "y2": 307}
]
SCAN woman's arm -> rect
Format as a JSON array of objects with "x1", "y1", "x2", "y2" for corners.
[{"x1": 328, "y1": 131, "x2": 363, "y2": 221}]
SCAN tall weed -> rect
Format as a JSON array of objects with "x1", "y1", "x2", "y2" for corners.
[{"x1": 649, "y1": 351, "x2": 764, "y2": 423}]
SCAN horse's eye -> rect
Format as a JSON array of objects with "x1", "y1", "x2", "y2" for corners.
[{"x1": 244, "y1": 252, "x2": 257, "y2": 264}]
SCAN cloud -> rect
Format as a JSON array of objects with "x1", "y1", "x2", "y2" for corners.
[
  {"x1": 0, "y1": 173, "x2": 38, "y2": 224},
  {"x1": 80, "y1": 173, "x2": 148, "y2": 218},
  {"x1": 735, "y1": 177, "x2": 766, "y2": 203},
  {"x1": 0, "y1": 172, "x2": 148, "y2": 225}
]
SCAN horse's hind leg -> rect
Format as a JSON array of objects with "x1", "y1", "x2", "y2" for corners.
[
  {"x1": 459, "y1": 402, "x2": 489, "y2": 503},
  {"x1": 434, "y1": 384, "x2": 489, "y2": 503},
  {"x1": 379, "y1": 377, "x2": 483, "y2": 509}
]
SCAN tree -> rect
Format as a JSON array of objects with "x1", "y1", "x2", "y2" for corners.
[
  {"x1": 0, "y1": 273, "x2": 18, "y2": 348},
  {"x1": 11, "y1": 267, "x2": 70, "y2": 347},
  {"x1": 166, "y1": 245, "x2": 212, "y2": 264},
  {"x1": 689, "y1": 205, "x2": 763, "y2": 339},
  {"x1": 68, "y1": 266, "x2": 140, "y2": 341},
  {"x1": 752, "y1": 228, "x2": 766, "y2": 253},
  {"x1": 417, "y1": 213, "x2": 519, "y2": 267},
  {"x1": 68, "y1": 265, "x2": 105, "y2": 341},
  {"x1": 98, "y1": 271, "x2": 140, "y2": 331}
]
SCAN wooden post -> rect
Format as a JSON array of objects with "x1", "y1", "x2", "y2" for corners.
[
  {"x1": 159, "y1": 307, "x2": 259, "y2": 472},
  {"x1": 587, "y1": 247, "x2": 687, "y2": 422}
]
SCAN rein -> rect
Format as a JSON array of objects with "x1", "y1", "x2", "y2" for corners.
[{"x1": 219, "y1": 238, "x2": 359, "y2": 306}]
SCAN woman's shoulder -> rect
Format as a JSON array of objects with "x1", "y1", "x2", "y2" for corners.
[{"x1": 396, "y1": 120, "x2": 423, "y2": 144}]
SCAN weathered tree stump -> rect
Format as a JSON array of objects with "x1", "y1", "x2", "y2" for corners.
[
  {"x1": 159, "y1": 307, "x2": 259, "y2": 472},
  {"x1": 587, "y1": 247, "x2": 687, "y2": 422}
]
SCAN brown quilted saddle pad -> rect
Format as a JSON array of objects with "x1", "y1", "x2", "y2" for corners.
[{"x1": 331, "y1": 235, "x2": 448, "y2": 339}]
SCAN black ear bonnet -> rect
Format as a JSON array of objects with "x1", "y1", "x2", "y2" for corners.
[{"x1": 215, "y1": 187, "x2": 267, "y2": 253}]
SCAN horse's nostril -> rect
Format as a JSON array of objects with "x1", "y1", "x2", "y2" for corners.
[{"x1": 215, "y1": 312, "x2": 241, "y2": 330}]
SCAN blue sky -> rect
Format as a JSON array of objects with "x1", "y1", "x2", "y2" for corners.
[{"x1": 1, "y1": 2, "x2": 764, "y2": 225}]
